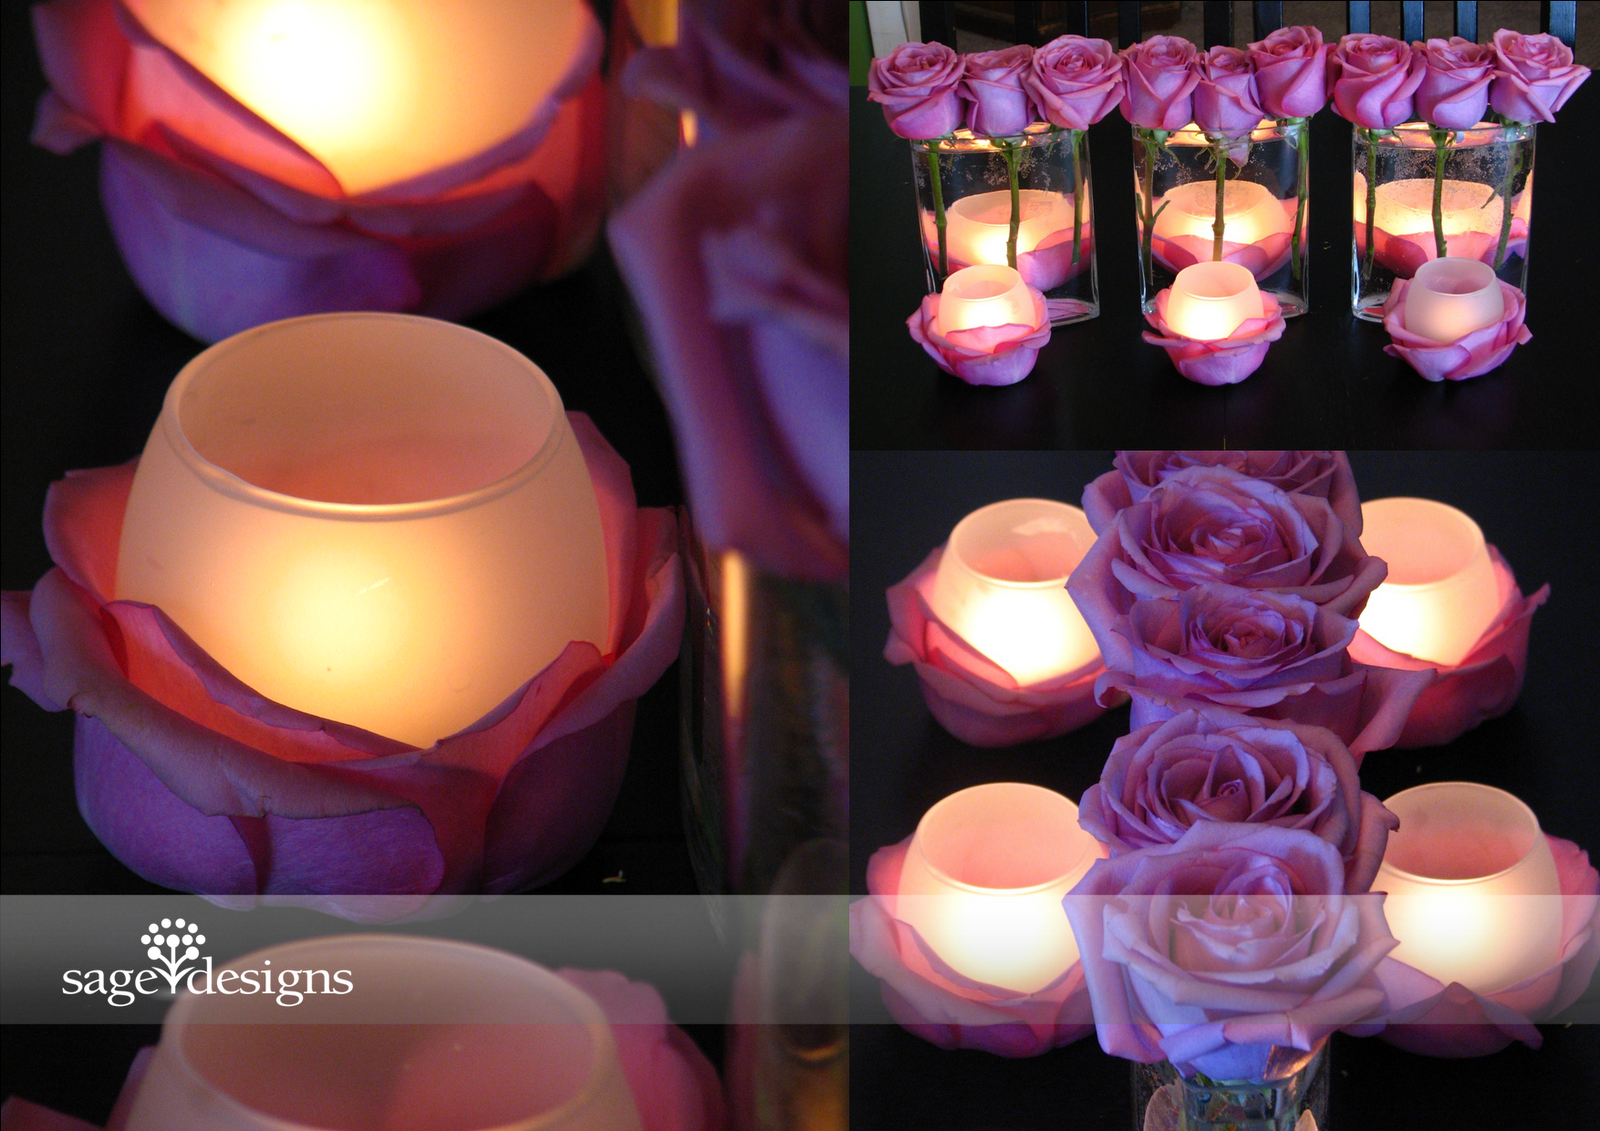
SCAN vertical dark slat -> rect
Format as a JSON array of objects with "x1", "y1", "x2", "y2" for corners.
[
  {"x1": 1118, "y1": 0, "x2": 1141, "y2": 46},
  {"x1": 1348, "y1": 1, "x2": 1371, "y2": 34},
  {"x1": 919, "y1": 0, "x2": 953, "y2": 46},
  {"x1": 1542, "y1": 1, "x2": 1577, "y2": 48},
  {"x1": 1204, "y1": 0, "x2": 1234, "y2": 47},
  {"x1": 1254, "y1": 1, "x2": 1284, "y2": 41},
  {"x1": 1063, "y1": 1, "x2": 1090, "y2": 37},
  {"x1": 1015, "y1": 1, "x2": 1042, "y2": 45},
  {"x1": 1401, "y1": 1, "x2": 1425, "y2": 42},
  {"x1": 1455, "y1": 1, "x2": 1478, "y2": 42}
]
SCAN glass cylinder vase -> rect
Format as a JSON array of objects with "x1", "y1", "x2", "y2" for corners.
[
  {"x1": 912, "y1": 125, "x2": 1099, "y2": 326},
  {"x1": 1132, "y1": 119, "x2": 1311, "y2": 318},
  {"x1": 1132, "y1": 1041, "x2": 1330, "y2": 1131},
  {"x1": 1351, "y1": 121, "x2": 1535, "y2": 320}
]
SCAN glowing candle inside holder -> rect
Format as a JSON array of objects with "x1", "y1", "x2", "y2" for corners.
[
  {"x1": 935, "y1": 265, "x2": 1036, "y2": 335},
  {"x1": 1357, "y1": 497, "x2": 1500, "y2": 666},
  {"x1": 896, "y1": 783, "x2": 1101, "y2": 994},
  {"x1": 115, "y1": 313, "x2": 610, "y2": 748},
  {"x1": 1355, "y1": 176, "x2": 1505, "y2": 247},
  {"x1": 945, "y1": 189, "x2": 1076, "y2": 268},
  {"x1": 1377, "y1": 783, "x2": 1563, "y2": 996},
  {"x1": 927, "y1": 499, "x2": 1099, "y2": 685},
  {"x1": 1151, "y1": 178, "x2": 1293, "y2": 249},
  {"x1": 1403, "y1": 257, "x2": 1506, "y2": 343},
  {"x1": 1165, "y1": 261, "x2": 1264, "y2": 341}
]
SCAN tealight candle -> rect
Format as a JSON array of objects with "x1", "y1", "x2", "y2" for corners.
[
  {"x1": 125, "y1": 0, "x2": 598, "y2": 197},
  {"x1": 1152, "y1": 178, "x2": 1294, "y2": 251},
  {"x1": 1354, "y1": 175, "x2": 1506, "y2": 250},
  {"x1": 935, "y1": 265, "x2": 1036, "y2": 335},
  {"x1": 125, "y1": 935, "x2": 642, "y2": 1131},
  {"x1": 944, "y1": 189, "x2": 1077, "y2": 269},
  {"x1": 1356, "y1": 498, "x2": 1501, "y2": 667},
  {"x1": 1164, "y1": 261, "x2": 1264, "y2": 341},
  {"x1": 896, "y1": 783, "x2": 1101, "y2": 993},
  {"x1": 927, "y1": 499, "x2": 1100, "y2": 685},
  {"x1": 115, "y1": 313, "x2": 610, "y2": 748},
  {"x1": 1402, "y1": 257, "x2": 1506, "y2": 343},
  {"x1": 1376, "y1": 783, "x2": 1564, "y2": 996}
]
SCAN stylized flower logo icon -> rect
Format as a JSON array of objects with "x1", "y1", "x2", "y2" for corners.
[{"x1": 141, "y1": 918, "x2": 206, "y2": 992}]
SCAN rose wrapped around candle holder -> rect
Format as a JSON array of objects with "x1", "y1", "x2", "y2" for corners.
[
  {"x1": 907, "y1": 267, "x2": 1052, "y2": 387},
  {"x1": 1142, "y1": 273, "x2": 1286, "y2": 387},
  {"x1": 1381, "y1": 274, "x2": 1532, "y2": 381},
  {"x1": 0, "y1": 320, "x2": 683, "y2": 916},
  {"x1": 30, "y1": 0, "x2": 606, "y2": 342}
]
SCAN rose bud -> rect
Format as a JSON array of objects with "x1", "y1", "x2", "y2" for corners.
[
  {"x1": 960, "y1": 45, "x2": 1037, "y2": 138},
  {"x1": 1118, "y1": 35, "x2": 1201, "y2": 131},
  {"x1": 1248, "y1": 26, "x2": 1332, "y2": 119},
  {"x1": 867, "y1": 41, "x2": 967, "y2": 139},
  {"x1": 1025, "y1": 35, "x2": 1125, "y2": 131},
  {"x1": 1329, "y1": 34, "x2": 1425, "y2": 129},
  {"x1": 1489, "y1": 29, "x2": 1592, "y2": 123},
  {"x1": 1414, "y1": 37, "x2": 1497, "y2": 130}
]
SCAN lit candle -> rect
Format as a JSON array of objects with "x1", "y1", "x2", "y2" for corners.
[
  {"x1": 115, "y1": 314, "x2": 611, "y2": 748},
  {"x1": 125, "y1": 935, "x2": 643, "y2": 1131},
  {"x1": 1402, "y1": 257, "x2": 1506, "y2": 343},
  {"x1": 1151, "y1": 178, "x2": 1294, "y2": 250},
  {"x1": 935, "y1": 265, "x2": 1036, "y2": 335},
  {"x1": 1353, "y1": 175, "x2": 1506, "y2": 253},
  {"x1": 896, "y1": 783, "x2": 1101, "y2": 993},
  {"x1": 943, "y1": 189, "x2": 1077, "y2": 269},
  {"x1": 125, "y1": 0, "x2": 597, "y2": 196},
  {"x1": 1376, "y1": 783, "x2": 1564, "y2": 996},
  {"x1": 927, "y1": 499, "x2": 1100, "y2": 685},
  {"x1": 1357, "y1": 498, "x2": 1501, "y2": 667},
  {"x1": 1164, "y1": 261, "x2": 1264, "y2": 341}
]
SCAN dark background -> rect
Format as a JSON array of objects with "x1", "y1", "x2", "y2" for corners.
[
  {"x1": 0, "y1": 0, "x2": 722, "y2": 1121},
  {"x1": 850, "y1": 83, "x2": 1600, "y2": 450},
  {"x1": 850, "y1": 450, "x2": 1600, "y2": 1128}
]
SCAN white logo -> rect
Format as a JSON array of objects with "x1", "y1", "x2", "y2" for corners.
[{"x1": 142, "y1": 917, "x2": 206, "y2": 993}]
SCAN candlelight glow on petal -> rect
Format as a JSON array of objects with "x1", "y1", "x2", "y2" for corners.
[
  {"x1": 1153, "y1": 178, "x2": 1293, "y2": 250},
  {"x1": 945, "y1": 189, "x2": 1077, "y2": 268},
  {"x1": 1352, "y1": 175, "x2": 1505, "y2": 239}
]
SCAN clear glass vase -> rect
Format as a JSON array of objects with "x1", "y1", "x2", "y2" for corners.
[
  {"x1": 1133, "y1": 119, "x2": 1311, "y2": 318},
  {"x1": 1132, "y1": 1041, "x2": 1330, "y2": 1131},
  {"x1": 1351, "y1": 121, "x2": 1535, "y2": 320},
  {"x1": 912, "y1": 125, "x2": 1099, "y2": 325}
]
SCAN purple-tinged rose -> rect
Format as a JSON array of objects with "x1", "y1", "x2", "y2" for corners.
[
  {"x1": 1381, "y1": 276, "x2": 1531, "y2": 381},
  {"x1": 868, "y1": 41, "x2": 966, "y2": 138},
  {"x1": 1064, "y1": 823, "x2": 1397, "y2": 1081},
  {"x1": 1088, "y1": 583, "x2": 1433, "y2": 758},
  {"x1": 1068, "y1": 464, "x2": 1387, "y2": 620},
  {"x1": 1248, "y1": 26, "x2": 1332, "y2": 119},
  {"x1": 849, "y1": 838, "x2": 1095, "y2": 1056},
  {"x1": 1025, "y1": 35, "x2": 1124, "y2": 130},
  {"x1": 1192, "y1": 47, "x2": 1265, "y2": 142},
  {"x1": 1142, "y1": 285, "x2": 1285, "y2": 386},
  {"x1": 1490, "y1": 29, "x2": 1592, "y2": 123},
  {"x1": 1119, "y1": 36, "x2": 1201, "y2": 131},
  {"x1": 1329, "y1": 34, "x2": 1425, "y2": 128},
  {"x1": 907, "y1": 287, "x2": 1051, "y2": 387},
  {"x1": 1413, "y1": 37, "x2": 1496, "y2": 129},
  {"x1": 1078, "y1": 708, "x2": 1397, "y2": 892},
  {"x1": 1348, "y1": 544, "x2": 1548, "y2": 747},
  {"x1": 1082, "y1": 451, "x2": 1362, "y2": 535},
  {"x1": 960, "y1": 45, "x2": 1036, "y2": 137}
]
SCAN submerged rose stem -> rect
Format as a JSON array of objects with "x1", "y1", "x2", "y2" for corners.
[
  {"x1": 1003, "y1": 141, "x2": 1021, "y2": 268},
  {"x1": 926, "y1": 143, "x2": 948, "y2": 277},
  {"x1": 1071, "y1": 129, "x2": 1083, "y2": 266}
]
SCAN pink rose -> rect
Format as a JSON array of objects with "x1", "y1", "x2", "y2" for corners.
[
  {"x1": 1082, "y1": 451, "x2": 1362, "y2": 535},
  {"x1": 1381, "y1": 276, "x2": 1532, "y2": 381},
  {"x1": 1141, "y1": 288, "x2": 1286, "y2": 385},
  {"x1": 867, "y1": 41, "x2": 966, "y2": 139},
  {"x1": 1025, "y1": 35, "x2": 1124, "y2": 130},
  {"x1": 883, "y1": 547, "x2": 1115, "y2": 747},
  {"x1": 1064, "y1": 823, "x2": 1397, "y2": 1081},
  {"x1": 849, "y1": 837, "x2": 1095, "y2": 1055},
  {"x1": 1118, "y1": 36, "x2": 1201, "y2": 131},
  {"x1": 29, "y1": 0, "x2": 605, "y2": 343},
  {"x1": 1247, "y1": 25, "x2": 1332, "y2": 119},
  {"x1": 1489, "y1": 29, "x2": 1592, "y2": 123},
  {"x1": 960, "y1": 45, "x2": 1037, "y2": 137},
  {"x1": 1368, "y1": 835, "x2": 1600, "y2": 1057},
  {"x1": 1078, "y1": 707, "x2": 1397, "y2": 892},
  {"x1": 1329, "y1": 34, "x2": 1425, "y2": 129},
  {"x1": 1087, "y1": 582, "x2": 1433, "y2": 759},
  {"x1": 609, "y1": 112, "x2": 847, "y2": 582},
  {"x1": 1348, "y1": 545, "x2": 1548, "y2": 747},
  {"x1": 1192, "y1": 46, "x2": 1266, "y2": 142},
  {"x1": 1413, "y1": 37, "x2": 1496, "y2": 128},
  {"x1": 0, "y1": 416, "x2": 683, "y2": 915},
  {"x1": 906, "y1": 287, "x2": 1052, "y2": 388}
]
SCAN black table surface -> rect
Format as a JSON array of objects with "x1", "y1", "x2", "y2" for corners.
[
  {"x1": 850, "y1": 450, "x2": 1600, "y2": 1128},
  {"x1": 851, "y1": 84, "x2": 1600, "y2": 451}
]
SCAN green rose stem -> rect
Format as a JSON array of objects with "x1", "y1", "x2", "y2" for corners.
[
  {"x1": 1493, "y1": 143, "x2": 1524, "y2": 270},
  {"x1": 1001, "y1": 139, "x2": 1021, "y2": 268},
  {"x1": 1430, "y1": 126, "x2": 1451, "y2": 260},
  {"x1": 925, "y1": 141, "x2": 948, "y2": 277},
  {"x1": 1289, "y1": 117, "x2": 1309, "y2": 282},
  {"x1": 1361, "y1": 127, "x2": 1378, "y2": 281},
  {"x1": 1212, "y1": 140, "x2": 1228, "y2": 261},
  {"x1": 1070, "y1": 129, "x2": 1084, "y2": 265},
  {"x1": 1139, "y1": 129, "x2": 1170, "y2": 289}
]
